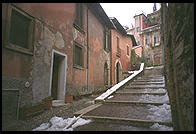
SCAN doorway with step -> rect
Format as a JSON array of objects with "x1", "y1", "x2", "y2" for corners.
[{"x1": 49, "y1": 50, "x2": 67, "y2": 101}]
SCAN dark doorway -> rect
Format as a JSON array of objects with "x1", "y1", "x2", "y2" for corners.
[
  {"x1": 104, "y1": 63, "x2": 109, "y2": 86},
  {"x1": 51, "y1": 54, "x2": 61, "y2": 100},
  {"x1": 116, "y1": 62, "x2": 120, "y2": 84}
]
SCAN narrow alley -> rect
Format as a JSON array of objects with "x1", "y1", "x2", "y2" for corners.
[
  {"x1": 73, "y1": 65, "x2": 173, "y2": 131},
  {"x1": 2, "y1": 3, "x2": 194, "y2": 131}
]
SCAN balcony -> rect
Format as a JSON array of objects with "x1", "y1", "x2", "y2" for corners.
[{"x1": 116, "y1": 47, "x2": 121, "y2": 57}]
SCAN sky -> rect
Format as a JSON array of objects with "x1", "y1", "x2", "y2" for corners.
[{"x1": 100, "y1": 3, "x2": 161, "y2": 29}]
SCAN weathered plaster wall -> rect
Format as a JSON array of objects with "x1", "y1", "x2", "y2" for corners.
[
  {"x1": 2, "y1": 3, "x2": 34, "y2": 107},
  {"x1": 132, "y1": 45, "x2": 142, "y2": 57},
  {"x1": 142, "y1": 27, "x2": 162, "y2": 66},
  {"x1": 88, "y1": 8, "x2": 111, "y2": 92},
  {"x1": 161, "y1": 3, "x2": 194, "y2": 131},
  {"x1": 111, "y1": 30, "x2": 132, "y2": 85}
]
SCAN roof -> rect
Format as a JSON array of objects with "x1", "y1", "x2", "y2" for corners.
[
  {"x1": 127, "y1": 33, "x2": 137, "y2": 46},
  {"x1": 109, "y1": 17, "x2": 127, "y2": 35},
  {"x1": 86, "y1": 3, "x2": 115, "y2": 29},
  {"x1": 134, "y1": 13, "x2": 147, "y2": 18}
]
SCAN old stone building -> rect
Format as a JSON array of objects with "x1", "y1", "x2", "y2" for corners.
[
  {"x1": 109, "y1": 17, "x2": 134, "y2": 85},
  {"x1": 161, "y1": 3, "x2": 194, "y2": 131},
  {"x1": 2, "y1": 3, "x2": 135, "y2": 120},
  {"x1": 127, "y1": 4, "x2": 162, "y2": 66},
  {"x1": 2, "y1": 3, "x2": 115, "y2": 117}
]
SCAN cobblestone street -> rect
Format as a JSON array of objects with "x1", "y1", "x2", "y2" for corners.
[{"x1": 2, "y1": 95, "x2": 97, "y2": 131}]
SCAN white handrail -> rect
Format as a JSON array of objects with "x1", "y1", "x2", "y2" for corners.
[{"x1": 95, "y1": 63, "x2": 144, "y2": 102}]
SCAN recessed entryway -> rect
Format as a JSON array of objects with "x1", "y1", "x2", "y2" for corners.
[
  {"x1": 115, "y1": 60, "x2": 122, "y2": 84},
  {"x1": 49, "y1": 50, "x2": 67, "y2": 101}
]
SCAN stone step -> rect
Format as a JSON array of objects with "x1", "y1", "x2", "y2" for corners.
[
  {"x1": 130, "y1": 82, "x2": 164, "y2": 85},
  {"x1": 137, "y1": 78, "x2": 164, "y2": 81},
  {"x1": 82, "y1": 115, "x2": 173, "y2": 127},
  {"x1": 125, "y1": 85, "x2": 165, "y2": 89},
  {"x1": 82, "y1": 103, "x2": 172, "y2": 127},
  {"x1": 73, "y1": 103, "x2": 102, "y2": 116},
  {"x1": 104, "y1": 100, "x2": 169, "y2": 106},
  {"x1": 52, "y1": 100, "x2": 67, "y2": 107},
  {"x1": 141, "y1": 75, "x2": 164, "y2": 78},
  {"x1": 134, "y1": 79, "x2": 164, "y2": 82},
  {"x1": 115, "y1": 92, "x2": 166, "y2": 95},
  {"x1": 116, "y1": 88, "x2": 166, "y2": 93}
]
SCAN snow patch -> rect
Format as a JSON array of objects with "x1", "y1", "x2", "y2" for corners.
[
  {"x1": 142, "y1": 88, "x2": 166, "y2": 93},
  {"x1": 107, "y1": 95, "x2": 114, "y2": 99},
  {"x1": 150, "y1": 123, "x2": 173, "y2": 131},
  {"x1": 85, "y1": 100, "x2": 94, "y2": 104},
  {"x1": 147, "y1": 104, "x2": 172, "y2": 122},
  {"x1": 72, "y1": 118, "x2": 91, "y2": 128},
  {"x1": 32, "y1": 123, "x2": 50, "y2": 131},
  {"x1": 145, "y1": 66, "x2": 154, "y2": 69},
  {"x1": 32, "y1": 116, "x2": 91, "y2": 131},
  {"x1": 139, "y1": 93, "x2": 169, "y2": 103}
]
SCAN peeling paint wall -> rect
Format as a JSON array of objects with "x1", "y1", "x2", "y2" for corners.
[
  {"x1": 88, "y1": 8, "x2": 111, "y2": 92},
  {"x1": 2, "y1": 3, "x2": 119, "y2": 107}
]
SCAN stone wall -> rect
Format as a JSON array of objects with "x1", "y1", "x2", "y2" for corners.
[{"x1": 161, "y1": 3, "x2": 194, "y2": 131}]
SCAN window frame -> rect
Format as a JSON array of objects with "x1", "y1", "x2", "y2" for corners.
[
  {"x1": 126, "y1": 45, "x2": 130, "y2": 56},
  {"x1": 154, "y1": 33, "x2": 160, "y2": 46},
  {"x1": 146, "y1": 36, "x2": 150, "y2": 45},
  {"x1": 4, "y1": 4, "x2": 34, "y2": 55},
  {"x1": 73, "y1": 3, "x2": 84, "y2": 34},
  {"x1": 73, "y1": 41, "x2": 84, "y2": 70},
  {"x1": 116, "y1": 36, "x2": 120, "y2": 49},
  {"x1": 136, "y1": 27, "x2": 141, "y2": 32},
  {"x1": 104, "y1": 30, "x2": 111, "y2": 52}
]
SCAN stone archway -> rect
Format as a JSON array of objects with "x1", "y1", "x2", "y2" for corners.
[{"x1": 115, "y1": 60, "x2": 122, "y2": 84}]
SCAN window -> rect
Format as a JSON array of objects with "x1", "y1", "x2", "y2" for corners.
[
  {"x1": 5, "y1": 4, "x2": 34, "y2": 55},
  {"x1": 154, "y1": 34, "x2": 160, "y2": 46},
  {"x1": 136, "y1": 27, "x2": 141, "y2": 32},
  {"x1": 117, "y1": 36, "x2": 120, "y2": 49},
  {"x1": 146, "y1": 36, "x2": 150, "y2": 45},
  {"x1": 137, "y1": 41, "x2": 140, "y2": 46},
  {"x1": 126, "y1": 45, "x2": 129, "y2": 56},
  {"x1": 104, "y1": 63, "x2": 109, "y2": 86},
  {"x1": 104, "y1": 30, "x2": 110, "y2": 51},
  {"x1": 74, "y1": 3, "x2": 83, "y2": 31},
  {"x1": 74, "y1": 42, "x2": 83, "y2": 68}
]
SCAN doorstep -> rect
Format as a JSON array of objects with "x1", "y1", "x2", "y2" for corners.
[{"x1": 52, "y1": 100, "x2": 68, "y2": 107}]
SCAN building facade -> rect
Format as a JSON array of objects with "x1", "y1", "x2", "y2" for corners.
[
  {"x1": 109, "y1": 17, "x2": 134, "y2": 85},
  {"x1": 127, "y1": 4, "x2": 162, "y2": 66},
  {"x1": 2, "y1": 3, "x2": 134, "y2": 120},
  {"x1": 2, "y1": 3, "x2": 115, "y2": 108}
]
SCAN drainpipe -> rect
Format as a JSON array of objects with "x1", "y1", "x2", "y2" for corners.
[{"x1": 86, "y1": 6, "x2": 89, "y2": 92}]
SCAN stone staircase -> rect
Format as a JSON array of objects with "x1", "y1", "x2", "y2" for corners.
[{"x1": 74, "y1": 66, "x2": 173, "y2": 131}]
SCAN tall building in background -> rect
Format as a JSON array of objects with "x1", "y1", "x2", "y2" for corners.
[{"x1": 127, "y1": 3, "x2": 162, "y2": 66}]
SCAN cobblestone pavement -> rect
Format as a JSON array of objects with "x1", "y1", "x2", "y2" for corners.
[{"x1": 2, "y1": 95, "x2": 97, "y2": 131}]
